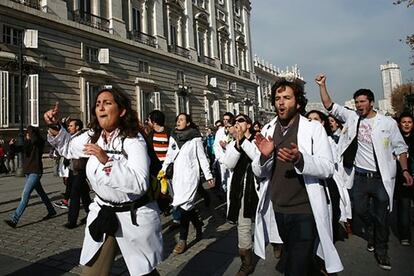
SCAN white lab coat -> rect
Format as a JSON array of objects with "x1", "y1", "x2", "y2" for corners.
[
  {"x1": 222, "y1": 138, "x2": 259, "y2": 215},
  {"x1": 162, "y1": 136, "x2": 212, "y2": 211},
  {"x1": 252, "y1": 116, "x2": 343, "y2": 274},
  {"x1": 330, "y1": 103, "x2": 408, "y2": 210},
  {"x1": 48, "y1": 128, "x2": 163, "y2": 275},
  {"x1": 213, "y1": 127, "x2": 233, "y2": 191},
  {"x1": 329, "y1": 136, "x2": 352, "y2": 222}
]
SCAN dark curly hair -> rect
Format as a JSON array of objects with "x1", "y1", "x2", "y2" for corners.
[
  {"x1": 270, "y1": 78, "x2": 307, "y2": 115},
  {"x1": 89, "y1": 88, "x2": 145, "y2": 143}
]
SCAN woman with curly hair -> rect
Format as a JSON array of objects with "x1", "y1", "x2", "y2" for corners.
[{"x1": 44, "y1": 88, "x2": 162, "y2": 275}]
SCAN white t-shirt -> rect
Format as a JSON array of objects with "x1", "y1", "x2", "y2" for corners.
[{"x1": 355, "y1": 117, "x2": 377, "y2": 171}]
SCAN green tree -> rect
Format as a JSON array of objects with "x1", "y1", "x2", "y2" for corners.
[
  {"x1": 394, "y1": 0, "x2": 414, "y2": 66},
  {"x1": 391, "y1": 83, "x2": 414, "y2": 115}
]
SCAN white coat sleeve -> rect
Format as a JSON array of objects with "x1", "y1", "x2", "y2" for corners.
[
  {"x1": 241, "y1": 138, "x2": 260, "y2": 161},
  {"x1": 390, "y1": 120, "x2": 409, "y2": 156},
  {"x1": 296, "y1": 123, "x2": 334, "y2": 179},
  {"x1": 329, "y1": 103, "x2": 357, "y2": 124},
  {"x1": 213, "y1": 128, "x2": 226, "y2": 162},
  {"x1": 222, "y1": 141, "x2": 241, "y2": 170},
  {"x1": 252, "y1": 154, "x2": 274, "y2": 179},
  {"x1": 196, "y1": 139, "x2": 213, "y2": 180},
  {"x1": 47, "y1": 129, "x2": 91, "y2": 159},
  {"x1": 94, "y1": 135, "x2": 150, "y2": 195},
  {"x1": 161, "y1": 136, "x2": 178, "y2": 172}
]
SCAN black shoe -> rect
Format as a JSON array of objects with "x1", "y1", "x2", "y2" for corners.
[
  {"x1": 4, "y1": 219, "x2": 17, "y2": 228},
  {"x1": 64, "y1": 223, "x2": 77, "y2": 229},
  {"x1": 80, "y1": 217, "x2": 87, "y2": 225},
  {"x1": 42, "y1": 211, "x2": 57, "y2": 220},
  {"x1": 375, "y1": 254, "x2": 391, "y2": 270},
  {"x1": 367, "y1": 242, "x2": 375, "y2": 252}
]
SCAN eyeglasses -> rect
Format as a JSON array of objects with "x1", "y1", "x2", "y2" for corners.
[{"x1": 235, "y1": 118, "x2": 247, "y2": 123}]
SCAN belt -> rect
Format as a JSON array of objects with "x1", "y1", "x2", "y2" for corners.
[{"x1": 355, "y1": 171, "x2": 381, "y2": 179}]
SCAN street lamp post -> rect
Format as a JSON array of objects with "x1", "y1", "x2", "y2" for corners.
[
  {"x1": 14, "y1": 30, "x2": 38, "y2": 177},
  {"x1": 15, "y1": 34, "x2": 25, "y2": 177}
]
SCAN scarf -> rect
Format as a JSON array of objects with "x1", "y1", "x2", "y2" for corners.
[{"x1": 171, "y1": 127, "x2": 202, "y2": 149}]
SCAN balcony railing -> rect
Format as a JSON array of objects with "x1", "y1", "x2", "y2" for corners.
[
  {"x1": 10, "y1": 0, "x2": 40, "y2": 10},
  {"x1": 69, "y1": 10, "x2": 110, "y2": 32},
  {"x1": 168, "y1": 44, "x2": 190, "y2": 59},
  {"x1": 128, "y1": 31, "x2": 157, "y2": 48},
  {"x1": 198, "y1": 55, "x2": 216, "y2": 67},
  {"x1": 240, "y1": 69, "x2": 250, "y2": 79},
  {"x1": 221, "y1": 63, "x2": 235, "y2": 74}
]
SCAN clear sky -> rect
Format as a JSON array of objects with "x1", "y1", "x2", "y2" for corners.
[{"x1": 250, "y1": 0, "x2": 414, "y2": 105}]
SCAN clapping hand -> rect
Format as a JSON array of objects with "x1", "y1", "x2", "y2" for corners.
[{"x1": 254, "y1": 133, "x2": 274, "y2": 158}]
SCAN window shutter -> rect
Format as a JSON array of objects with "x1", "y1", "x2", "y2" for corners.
[
  {"x1": 213, "y1": 100, "x2": 220, "y2": 122},
  {"x1": 153, "y1": 91, "x2": 161, "y2": 110},
  {"x1": 98, "y1": 48, "x2": 110, "y2": 64},
  {"x1": 204, "y1": 97, "x2": 210, "y2": 122},
  {"x1": 0, "y1": 71, "x2": 9, "y2": 127},
  {"x1": 24, "y1": 29, "x2": 38, "y2": 48},
  {"x1": 28, "y1": 74, "x2": 39, "y2": 126},
  {"x1": 234, "y1": 103, "x2": 240, "y2": 114}
]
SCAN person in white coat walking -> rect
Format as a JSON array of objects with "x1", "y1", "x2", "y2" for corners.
[
  {"x1": 44, "y1": 88, "x2": 163, "y2": 276},
  {"x1": 162, "y1": 113, "x2": 215, "y2": 254},
  {"x1": 316, "y1": 73, "x2": 413, "y2": 271},
  {"x1": 252, "y1": 75, "x2": 343, "y2": 275},
  {"x1": 223, "y1": 114, "x2": 259, "y2": 276}
]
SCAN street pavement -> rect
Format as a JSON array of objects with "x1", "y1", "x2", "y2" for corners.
[{"x1": 0, "y1": 159, "x2": 413, "y2": 275}]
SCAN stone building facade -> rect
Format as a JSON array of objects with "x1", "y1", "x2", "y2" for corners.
[
  {"x1": 254, "y1": 55, "x2": 304, "y2": 123},
  {"x1": 0, "y1": 0, "x2": 256, "y2": 139}
]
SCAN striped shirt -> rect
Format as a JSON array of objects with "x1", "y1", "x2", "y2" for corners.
[{"x1": 152, "y1": 131, "x2": 169, "y2": 162}]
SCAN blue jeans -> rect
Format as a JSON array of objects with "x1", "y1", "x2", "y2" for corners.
[
  {"x1": 352, "y1": 174, "x2": 389, "y2": 256},
  {"x1": 11, "y1": 173, "x2": 56, "y2": 223}
]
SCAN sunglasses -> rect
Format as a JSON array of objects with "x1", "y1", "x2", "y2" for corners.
[{"x1": 235, "y1": 118, "x2": 247, "y2": 123}]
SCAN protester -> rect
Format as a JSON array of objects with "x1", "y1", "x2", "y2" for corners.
[
  {"x1": 213, "y1": 112, "x2": 234, "y2": 193},
  {"x1": 64, "y1": 119, "x2": 92, "y2": 229},
  {"x1": 328, "y1": 114, "x2": 343, "y2": 144},
  {"x1": 223, "y1": 113, "x2": 258, "y2": 276},
  {"x1": 306, "y1": 110, "x2": 349, "y2": 242},
  {"x1": 252, "y1": 121, "x2": 262, "y2": 133},
  {"x1": 5, "y1": 138, "x2": 16, "y2": 173},
  {"x1": 316, "y1": 73, "x2": 412, "y2": 270},
  {"x1": 4, "y1": 127, "x2": 57, "y2": 228},
  {"x1": 0, "y1": 141, "x2": 8, "y2": 174},
  {"x1": 395, "y1": 112, "x2": 414, "y2": 246},
  {"x1": 44, "y1": 88, "x2": 163, "y2": 275},
  {"x1": 161, "y1": 113, "x2": 214, "y2": 254},
  {"x1": 147, "y1": 110, "x2": 170, "y2": 163},
  {"x1": 252, "y1": 75, "x2": 343, "y2": 275}
]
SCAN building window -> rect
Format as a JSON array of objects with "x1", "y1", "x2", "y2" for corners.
[
  {"x1": 217, "y1": 10, "x2": 226, "y2": 22},
  {"x1": 85, "y1": 46, "x2": 99, "y2": 63},
  {"x1": 0, "y1": 71, "x2": 38, "y2": 127},
  {"x1": 138, "y1": 89, "x2": 160, "y2": 121},
  {"x1": 234, "y1": 21, "x2": 243, "y2": 32},
  {"x1": 138, "y1": 60, "x2": 149, "y2": 74},
  {"x1": 234, "y1": 0, "x2": 241, "y2": 16},
  {"x1": 132, "y1": 8, "x2": 141, "y2": 32},
  {"x1": 3, "y1": 25, "x2": 23, "y2": 46},
  {"x1": 176, "y1": 91, "x2": 189, "y2": 114},
  {"x1": 177, "y1": 70, "x2": 185, "y2": 84},
  {"x1": 85, "y1": 82, "x2": 100, "y2": 124},
  {"x1": 170, "y1": 24, "x2": 178, "y2": 46}
]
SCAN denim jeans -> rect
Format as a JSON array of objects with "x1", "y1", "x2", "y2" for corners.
[
  {"x1": 352, "y1": 174, "x2": 389, "y2": 256},
  {"x1": 275, "y1": 212, "x2": 318, "y2": 276},
  {"x1": 11, "y1": 173, "x2": 56, "y2": 223}
]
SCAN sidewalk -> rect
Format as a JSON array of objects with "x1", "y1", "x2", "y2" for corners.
[{"x1": 1, "y1": 159, "x2": 414, "y2": 275}]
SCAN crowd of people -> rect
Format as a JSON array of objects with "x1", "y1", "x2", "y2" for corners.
[{"x1": 2, "y1": 73, "x2": 414, "y2": 275}]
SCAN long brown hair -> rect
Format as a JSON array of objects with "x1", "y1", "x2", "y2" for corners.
[{"x1": 89, "y1": 88, "x2": 145, "y2": 143}]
